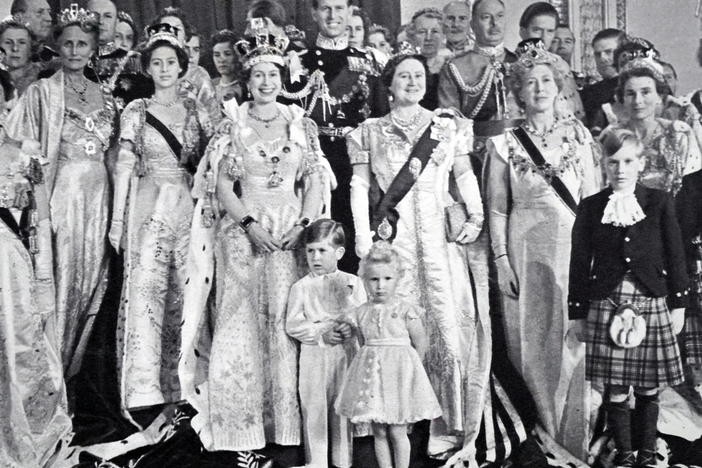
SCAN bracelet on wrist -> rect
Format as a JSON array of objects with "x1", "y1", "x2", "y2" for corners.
[
  {"x1": 239, "y1": 215, "x2": 257, "y2": 232},
  {"x1": 294, "y1": 217, "x2": 311, "y2": 228}
]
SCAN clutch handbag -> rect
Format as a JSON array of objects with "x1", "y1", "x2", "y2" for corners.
[{"x1": 444, "y1": 202, "x2": 469, "y2": 243}]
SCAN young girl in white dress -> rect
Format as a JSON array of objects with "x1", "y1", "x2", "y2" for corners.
[{"x1": 335, "y1": 240, "x2": 441, "y2": 468}]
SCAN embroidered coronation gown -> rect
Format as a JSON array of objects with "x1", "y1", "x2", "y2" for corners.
[
  {"x1": 180, "y1": 101, "x2": 327, "y2": 451},
  {"x1": 115, "y1": 98, "x2": 213, "y2": 411},
  {"x1": 486, "y1": 119, "x2": 601, "y2": 460}
]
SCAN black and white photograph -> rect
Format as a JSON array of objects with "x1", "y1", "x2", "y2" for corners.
[{"x1": 0, "y1": 0, "x2": 701, "y2": 467}]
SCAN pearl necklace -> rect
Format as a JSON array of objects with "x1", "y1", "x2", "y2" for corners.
[
  {"x1": 390, "y1": 108, "x2": 423, "y2": 133},
  {"x1": 150, "y1": 97, "x2": 179, "y2": 108}
]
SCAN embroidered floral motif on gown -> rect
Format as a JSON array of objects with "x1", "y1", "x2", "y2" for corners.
[
  {"x1": 116, "y1": 98, "x2": 213, "y2": 410},
  {"x1": 486, "y1": 119, "x2": 602, "y2": 460},
  {"x1": 346, "y1": 112, "x2": 493, "y2": 458},
  {"x1": 180, "y1": 102, "x2": 329, "y2": 451}
]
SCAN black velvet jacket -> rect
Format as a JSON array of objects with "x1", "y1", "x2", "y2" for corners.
[{"x1": 568, "y1": 184, "x2": 689, "y2": 319}]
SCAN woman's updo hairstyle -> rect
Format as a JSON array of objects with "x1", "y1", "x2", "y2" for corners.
[
  {"x1": 140, "y1": 23, "x2": 189, "y2": 79},
  {"x1": 359, "y1": 241, "x2": 404, "y2": 280},
  {"x1": 54, "y1": 5, "x2": 100, "y2": 45},
  {"x1": 0, "y1": 16, "x2": 34, "y2": 44},
  {"x1": 367, "y1": 24, "x2": 393, "y2": 50},
  {"x1": 117, "y1": 10, "x2": 138, "y2": 46},
  {"x1": 380, "y1": 42, "x2": 428, "y2": 89},
  {"x1": 600, "y1": 127, "x2": 644, "y2": 159},
  {"x1": 509, "y1": 38, "x2": 564, "y2": 109}
]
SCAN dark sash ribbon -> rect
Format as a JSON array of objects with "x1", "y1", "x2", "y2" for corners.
[
  {"x1": 370, "y1": 120, "x2": 442, "y2": 241},
  {"x1": 512, "y1": 126, "x2": 578, "y2": 215},
  {"x1": 0, "y1": 207, "x2": 30, "y2": 251},
  {"x1": 145, "y1": 111, "x2": 183, "y2": 161}
]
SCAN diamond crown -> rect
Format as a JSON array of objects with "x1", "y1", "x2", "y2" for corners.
[{"x1": 234, "y1": 25, "x2": 287, "y2": 70}]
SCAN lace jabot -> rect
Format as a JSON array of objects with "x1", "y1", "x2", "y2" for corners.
[{"x1": 601, "y1": 188, "x2": 646, "y2": 227}]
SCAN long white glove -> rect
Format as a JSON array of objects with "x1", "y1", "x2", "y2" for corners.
[
  {"x1": 109, "y1": 147, "x2": 136, "y2": 251},
  {"x1": 350, "y1": 174, "x2": 374, "y2": 258},
  {"x1": 455, "y1": 170, "x2": 484, "y2": 244}
]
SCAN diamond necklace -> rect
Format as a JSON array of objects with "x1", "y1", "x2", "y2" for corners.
[{"x1": 248, "y1": 107, "x2": 282, "y2": 128}]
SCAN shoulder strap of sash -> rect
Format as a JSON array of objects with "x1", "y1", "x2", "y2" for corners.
[{"x1": 512, "y1": 126, "x2": 578, "y2": 215}]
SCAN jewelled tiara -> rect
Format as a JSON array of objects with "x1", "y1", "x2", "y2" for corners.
[
  {"x1": 510, "y1": 40, "x2": 558, "y2": 76},
  {"x1": 58, "y1": 3, "x2": 99, "y2": 29}
]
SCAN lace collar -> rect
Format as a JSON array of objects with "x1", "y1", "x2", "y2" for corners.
[{"x1": 315, "y1": 34, "x2": 348, "y2": 50}]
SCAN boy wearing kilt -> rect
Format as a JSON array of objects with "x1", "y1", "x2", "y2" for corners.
[{"x1": 568, "y1": 129, "x2": 689, "y2": 468}]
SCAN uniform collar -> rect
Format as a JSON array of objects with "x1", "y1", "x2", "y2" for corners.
[
  {"x1": 473, "y1": 42, "x2": 505, "y2": 59},
  {"x1": 315, "y1": 34, "x2": 348, "y2": 50}
]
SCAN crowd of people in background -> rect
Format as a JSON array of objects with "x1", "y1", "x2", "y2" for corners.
[{"x1": 1, "y1": 0, "x2": 702, "y2": 467}]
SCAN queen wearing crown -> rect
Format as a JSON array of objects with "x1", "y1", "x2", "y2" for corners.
[
  {"x1": 179, "y1": 30, "x2": 328, "y2": 451},
  {"x1": 485, "y1": 39, "x2": 602, "y2": 461},
  {"x1": 4, "y1": 4, "x2": 117, "y2": 379},
  {"x1": 107, "y1": 24, "x2": 214, "y2": 418}
]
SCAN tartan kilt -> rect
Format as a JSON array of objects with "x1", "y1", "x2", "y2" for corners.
[
  {"x1": 681, "y1": 312, "x2": 702, "y2": 365},
  {"x1": 585, "y1": 273, "x2": 684, "y2": 388}
]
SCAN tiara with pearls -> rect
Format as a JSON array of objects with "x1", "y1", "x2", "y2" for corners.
[{"x1": 58, "y1": 3, "x2": 99, "y2": 29}]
